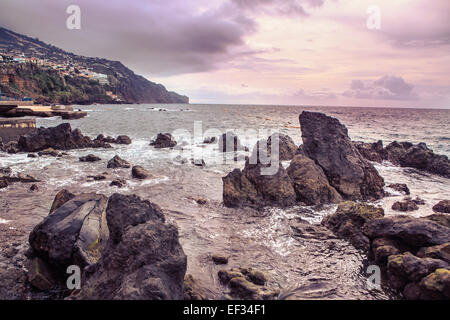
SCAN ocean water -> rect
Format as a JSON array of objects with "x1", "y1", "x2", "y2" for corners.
[{"x1": 0, "y1": 104, "x2": 449, "y2": 300}]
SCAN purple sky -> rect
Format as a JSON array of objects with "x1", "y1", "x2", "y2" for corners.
[{"x1": 1, "y1": 0, "x2": 449, "y2": 108}]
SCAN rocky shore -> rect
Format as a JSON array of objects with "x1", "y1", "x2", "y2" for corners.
[{"x1": 0, "y1": 110, "x2": 449, "y2": 300}]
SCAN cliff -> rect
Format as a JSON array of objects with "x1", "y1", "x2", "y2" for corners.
[{"x1": 0, "y1": 27, "x2": 189, "y2": 104}]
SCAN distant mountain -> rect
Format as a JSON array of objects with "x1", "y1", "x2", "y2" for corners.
[{"x1": 0, "y1": 27, "x2": 189, "y2": 104}]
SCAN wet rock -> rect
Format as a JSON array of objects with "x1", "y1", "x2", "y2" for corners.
[
  {"x1": 418, "y1": 268, "x2": 450, "y2": 299},
  {"x1": 29, "y1": 184, "x2": 39, "y2": 192},
  {"x1": 266, "y1": 133, "x2": 298, "y2": 161},
  {"x1": 107, "y1": 155, "x2": 131, "y2": 169},
  {"x1": 94, "y1": 134, "x2": 115, "y2": 144},
  {"x1": 218, "y1": 132, "x2": 246, "y2": 152},
  {"x1": 87, "y1": 175, "x2": 107, "y2": 181},
  {"x1": 299, "y1": 111, "x2": 385, "y2": 201},
  {"x1": 27, "y1": 257, "x2": 56, "y2": 291},
  {"x1": 203, "y1": 136, "x2": 217, "y2": 144},
  {"x1": 3, "y1": 141, "x2": 19, "y2": 154},
  {"x1": 387, "y1": 183, "x2": 410, "y2": 195},
  {"x1": 222, "y1": 168, "x2": 259, "y2": 208},
  {"x1": 115, "y1": 135, "x2": 132, "y2": 145},
  {"x1": 73, "y1": 194, "x2": 186, "y2": 300},
  {"x1": 184, "y1": 274, "x2": 208, "y2": 300},
  {"x1": 110, "y1": 178, "x2": 127, "y2": 188},
  {"x1": 287, "y1": 154, "x2": 342, "y2": 205},
  {"x1": 371, "y1": 238, "x2": 406, "y2": 264},
  {"x1": 18, "y1": 123, "x2": 109, "y2": 152},
  {"x1": 49, "y1": 189, "x2": 76, "y2": 214},
  {"x1": 132, "y1": 165, "x2": 152, "y2": 179},
  {"x1": 196, "y1": 198, "x2": 207, "y2": 205},
  {"x1": 38, "y1": 148, "x2": 60, "y2": 157},
  {"x1": 417, "y1": 243, "x2": 450, "y2": 263},
  {"x1": 363, "y1": 216, "x2": 450, "y2": 247},
  {"x1": 353, "y1": 140, "x2": 386, "y2": 163},
  {"x1": 385, "y1": 141, "x2": 450, "y2": 178},
  {"x1": 4, "y1": 173, "x2": 40, "y2": 183},
  {"x1": 322, "y1": 201, "x2": 384, "y2": 251},
  {"x1": 212, "y1": 254, "x2": 229, "y2": 265},
  {"x1": 27, "y1": 153, "x2": 38, "y2": 158},
  {"x1": 392, "y1": 198, "x2": 419, "y2": 212},
  {"x1": 432, "y1": 200, "x2": 450, "y2": 214},
  {"x1": 387, "y1": 252, "x2": 448, "y2": 287},
  {"x1": 422, "y1": 214, "x2": 450, "y2": 228},
  {"x1": 29, "y1": 193, "x2": 109, "y2": 268},
  {"x1": 79, "y1": 154, "x2": 101, "y2": 162},
  {"x1": 0, "y1": 177, "x2": 8, "y2": 189},
  {"x1": 290, "y1": 218, "x2": 337, "y2": 241},
  {"x1": 0, "y1": 167, "x2": 12, "y2": 175},
  {"x1": 150, "y1": 133, "x2": 177, "y2": 148}
]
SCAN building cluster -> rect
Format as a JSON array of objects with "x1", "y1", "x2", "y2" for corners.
[{"x1": 0, "y1": 51, "x2": 110, "y2": 85}]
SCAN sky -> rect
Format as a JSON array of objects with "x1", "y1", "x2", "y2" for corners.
[{"x1": 1, "y1": 0, "x2": 449, "y2": 108}]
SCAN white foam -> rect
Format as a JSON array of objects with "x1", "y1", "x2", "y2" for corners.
[{"x1": 0, "y1": 218, "x2": 9, "y2": 224}]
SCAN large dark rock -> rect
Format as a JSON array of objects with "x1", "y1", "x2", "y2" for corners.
[
  {"x1": 29, "y1": 193, "x2": 109, "y2": 269},
  {"x1": 286, "y1": 154, "x2": 342, "y2": 205},
  {"x1": 266, "y1": 133, "x2": 298, "y2": 161},
  {"x1": 49, "y1": 189, "x2": 76, "y2": 214},
  {"x1": 115, "y1": 135, "x2": 132, "y2": 145},
  {"x1": 150, "y1": 133, "x2": 177, "y2": 148},
  {"x1": 322, "y1": 201, "x2": 384, "y2": 250},
  {"x1": 433, "y1": 200, "x2": 450, "y2": 214},
  {"x1": 222, "y1": 168, "x2": 259, "y2": 208},
  {"x1": 299, "y1": 111, "x2": 385, "y2": 201},
  {"x1": 218, "y1": 132, "x2": 247, "y2": 153},
  {"x1": 131, "y1": 165, "x2": 152, "y2": 180},
  {"x1": 392, "y1": 198, "x2": 421, "y2": 212},
  {"x1": 353, "y1": 140, "x2": 386, "y2": 163},
  {"x1": 385, "y1": 141, "x2": 450, "y2": 178},
  {"x1": 363, "y1": 216, "x2": 450, "y2": 248},
  {"x1": 17, "y1": 123, "x2": 110, "y2": 152},
  {"x1": 107, "y1": 155, "x2": 131, "y2": 169},
  {"x1": 417, "y1": 243, "x2": 450, "y2": 263},
  {"x1": 73, "y1": 194, "x2": 186, "y2": 300},
  {"x1": 79, "y1": 154, "x2": 101, "y2": 162},
  {"x1": 387, "y1": 183, "x2": 410, "y2": 195}
]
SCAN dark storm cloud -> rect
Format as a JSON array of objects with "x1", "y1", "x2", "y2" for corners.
[{"x1": 343, "y1": 75, "x2": 418, "y2": 101}]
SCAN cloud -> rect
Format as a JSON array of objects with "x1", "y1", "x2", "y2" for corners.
[
  {"x1": 293, "y1": 88, "x2": 337, "y2": 100},
  {"x1": 343, "y1": 75, "x2": 418, "y2": 101},
  {"x1": 230, "y1": 0, "x2": 329, "y2": 16}
]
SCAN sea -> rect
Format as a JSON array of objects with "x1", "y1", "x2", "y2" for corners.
[{"x1": 0, "y1": 104, "x2": 449, "y2": 300}]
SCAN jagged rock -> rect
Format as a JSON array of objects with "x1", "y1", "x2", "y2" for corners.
[
  {"x1": 184, "y1": 274, "x2": 207, "y2": 300},
  {"x1": 218, "y1": 132, "x2": 247, "y2": 152},
  {"x1": 392, "y1": 198, "x2": 420, "y2": 212},
  {"x1": 433, "y1": 200, "x2": 450, "y2": 214},
  {"x1": 322, "y1": 201, "x2": 384, "y2": 251},
  {"x1": 79, "y1": 154, "x2": 101, "y2": 162},
  {"x1": 418, "y1": 268, "x2": 450, "y2": 299},
  {"x1": 353, "y1": 140, "x2": 386, "y2": 163},
  {"x1": 266, "y1": 133, "x2": 298, "y2": 161},
  {"x1": 110, "y1": 178, "x2": 127, "y2": 188},
  {"x1": 363, "y1": 216, "x2": 450, "y2": 247},
  {"x1": 286, "y1": 154, "x2": 342, "y2": 205},
  {"x1": 115, "y1": 135, "x2": 132, "y2": 145},
  {"x1": 29, "y1": 193, "x2": 109, "y2": 268},
  {"x1": 38, "y1": 148, "x2": 60, "y2": 157},
  {"x1": 49, "y1": 189, "x2": 76, "y2": 214},
  {"x1": 417, "y1": 243, "x2": 450, "y2": 263},
  {"x1": 132, "y1": 165, "x2": 152, "y2": 179},
  {"x1": 73, "y1": 194, "x2": 186, "y2": 300},
  {"x1": 107, "y1": 155, "x2": 131, "y2": 169},
  {"x1": 150, "y1": 133, "x2": 177, "y2": 148},
  {"x1": 387, "y1": 252, "x2": 448, "y2": 287},
  {"x1": 299, "y1": 111, "x2": 384, "y2": 201},
  {"x1": 18, "y1": 123, "x2": 110, "y2": 152},
  {"x1": 27, "y1": 257, "x2": 56, "y2": 291},
  {"x1": 387, "y1": 183, "x2": 410, "y2": 195},
  {"x1": 385, "y1": 141, "x2": 450, "y2": 178},
  {"x1": 222, "y1": 168, "x2": 259, "y2": 208},
  {"x1": 423, "y1": 214, "x2": 450, "y2": 228}
]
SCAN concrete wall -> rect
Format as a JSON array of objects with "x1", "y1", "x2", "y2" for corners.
[{"x1": 0, "y1": 118, "x2": 36, "y2": 143}]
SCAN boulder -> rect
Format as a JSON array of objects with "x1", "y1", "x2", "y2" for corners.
[
  {"x1": 418, "y1": 268, "x2": 450, "y2": 299},
  {"x1": 433, "y1": 200, "x2": 450, "y2": 214},
  {"x1": 222, "y1": 168, "x2": 259, "y2": 208},
  {"x1": 73, "y1": 194, "x2": 187, "y2": 300},
  {"x1": 38, "y1": 148, "x2": 60, "y2": 157},
  {"x1": 29, "y1": 193, "x2": 109, "y2": 268},
  {"x1": 299, "y1": 111, "x2": 384, "y2": 201},
  {"x1": 387, "y1": 183, "x2": 410, "y2": 195},
  {"x1": 266, "y1": 133, "x2": 298, "y2": 161},
  {"x1": 26, "y1": 257, "x2": 56, "y2": 291},
  {"x1": 322, "y1": 201, "x2": 384, "y2": 251},
  {"x1": 115, "y1": 135, "x2": 132, "y2": 145},
  {"x1": 392, "y1": 198, "x2": 420, "y2": 212},
  {"x1": 212, "y1": 254, "x2": 229, "y2": 265},
  {"x1": 353, "y1": 140, "x2": 386, "y2": 163},
  {"x1": 27, "y1": 153, "x2": 38, "y2": 158},
  {"x1": 49, "y1": 189, "x2": 75, "y2": 214},
  {"x1": 423, "y1": 214, "x2": 450, "y2": 228},
  {"x1": 79, "y1": 154, "x2": 101, "y2": 162},
  {"x1": 150, "y1": 133, "x2": 177, "y2": 148},
  {"x1": 131, "y1": 165, "x2": 152, "y2": 179},
  {"x1": 107, "y1": 155, "x2": 131, "y2": 169},
  {"x1": 286, "y1": 154, "x2": 342, "y2": 205},
  {"x1": 371, "y1": 238, "x2": 406, "y2": 264},
  {"x1": 110, "y1": 178, "x2": 127, "y2": 188},
  {"x1": 363, "y1": 216, "x2": 450, "y2": 248},
  {"x1": 385, "y1": 141, "x2": 450, "y2": 178},
  {"x1": 417, "y1": 243, "x2": 450, "y2": 263},
  {"x1": 18, "y1": 123, "x2": 110, "y2": 152}
]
